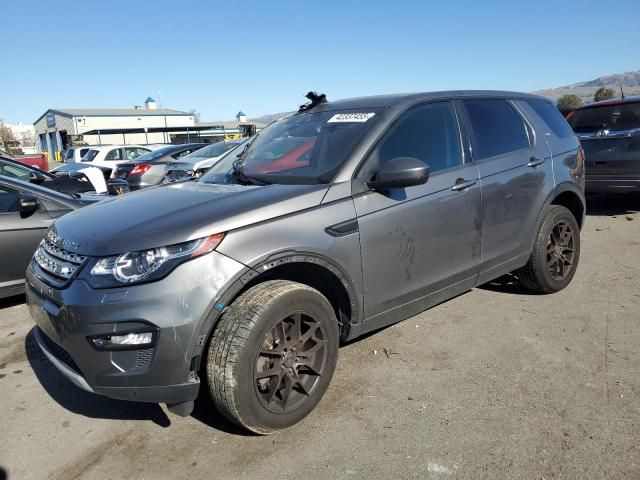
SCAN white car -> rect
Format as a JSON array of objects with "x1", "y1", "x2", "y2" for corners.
[
  {"x1": 164, "y1": 138, "x2": 247, "y2": 182},
  {"x1": 62, "y1": 146, "x2": 93, "y2": 163},
  {"x1": 80, "y1": 145, "x2": 154, "y2": 168}
]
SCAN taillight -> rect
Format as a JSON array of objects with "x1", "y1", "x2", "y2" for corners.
[{"x1": 130, "y1": 164, "x2": 152, "y2": 175}]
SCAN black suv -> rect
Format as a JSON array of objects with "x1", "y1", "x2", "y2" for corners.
[{"x1": 569, "y1": 96, "x2": 640, "y2": 193}]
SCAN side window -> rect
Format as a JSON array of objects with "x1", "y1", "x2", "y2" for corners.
[
  {"x1": 105, "y1": 149, "x2": 123, "y2": 161},
  {"x1": 173, "y1": 147, "x2": 199, "y2": 159},
  {"x1": 0, "y1": 187, "x2": 20, "y2": 213},
  {"x1": 125, "y1": 148, "x2": 149, "y2": 160},
  {"x1": 365, "y1": 101, "x2": 462, "y2": 177},
  {"x1": 0, "y1": 162, "x2": 31, "y2": 181},
  {"x1": 525, "y1": 99, "x2": 575, "y2": 138},
  {"x1": 463, "y1": 99, "x2": 530, "y2": 160}
]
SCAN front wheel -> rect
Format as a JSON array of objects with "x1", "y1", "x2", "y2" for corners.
[
  {"x1": 206, "y1": 280, "x2": 339, "y2": 434},
  {"x1": 516, "y1": 205, "x2": 581, "y2": 293}
]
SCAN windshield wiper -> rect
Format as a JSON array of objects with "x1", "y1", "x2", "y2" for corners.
[{"x1": 231, "y1": 158, "x2": 270, "y2": 186}]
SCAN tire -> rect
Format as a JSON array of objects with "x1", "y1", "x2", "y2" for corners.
[
  {"x1": 516, "y1": 205, "x2": 581, "y2": 294},
  {"x1": 206, "y1": 280, "x2": 339, "y2": 434}
]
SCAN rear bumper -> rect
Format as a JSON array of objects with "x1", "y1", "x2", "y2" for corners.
[{"x1": 586, "y1": 175, "x2": 640, "y2": 193}]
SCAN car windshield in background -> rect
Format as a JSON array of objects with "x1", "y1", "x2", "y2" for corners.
[
  {"x1": 199, "y1": 110, "x2": 380, "y2": 185},
  {"x1": 133, "y1": 146, "x2": 179, "y2": 163},
  {"x1": 182, "y1": 142, "x2": 238, "y2": 162},
  {"x1": 82, "y1": 150, "x2": 100, "y2": 162},
  {"x1": 570, "y1": 102, "x2": 640, "y2": 133}
]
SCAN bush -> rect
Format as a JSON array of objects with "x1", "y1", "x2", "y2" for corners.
[
  {"x1": 557, "y1": 94, "x2": 583, "y2": 110},
  {"x1": 594, "y1": 87, "x2": 616, "y2": 102}
]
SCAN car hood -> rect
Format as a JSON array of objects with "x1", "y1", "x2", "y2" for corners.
[{"x1": 51, "y1": 181, "x2": 329, "y2": 256}]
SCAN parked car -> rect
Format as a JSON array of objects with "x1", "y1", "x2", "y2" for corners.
[
  {"x1": 26, "y1": 91, "x2": 584, "y2": 434},
  {"x1": 12, "y1": 153, "x2": 49, "y2": 171},
  {"x1": 0, "y1": 175, "x2": 103, "y2": 299},
  {"x1": 0, "y1": 156, "x2": 111, "y2": 195},
  {"x1": 78, "y1": 145, "x2": 153, "y2": 175},
  {"x1": 63, "y1": 146, "x2": 93, "y2": 163},
  {"x1": 164, "y1": 139, "x2": 246, "y2": 182},
  {"x1": 113, "y1": 143, "x2": 207, "y2": 190},
  {"x1": 568, "y1": 96, "x2": 640, "y2": 193}
]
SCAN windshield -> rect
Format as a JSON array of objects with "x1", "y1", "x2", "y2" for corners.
[
  {"x1": 199, "y1": 110, "x2": 379, "y2": 185},
  {"x1": 180, "y1": 141, "x2": 239, "y2": 163},
  {"x1": 133, "y1": 146, "x2": 179, "y2": 163},
  {"x1": 570, "y1": 102, "x2": 640, "y2": 133}
]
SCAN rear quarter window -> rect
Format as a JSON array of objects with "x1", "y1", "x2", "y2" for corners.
[
  {"x1": 526, "y1": 99, "x2": 576, "y2": 138},
  {"x1": 463, "y1": 99, "x2": 530, "y2": 160}
]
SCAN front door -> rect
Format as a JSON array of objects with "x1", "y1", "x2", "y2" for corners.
[
  {"x1": 0, "y1": 185, "x2": 52, "y2": 293},
  {"x1": 353, "y1": 101, "x2": 481, "y2": 327}
]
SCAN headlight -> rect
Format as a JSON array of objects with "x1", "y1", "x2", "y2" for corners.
[{"x1": 88, "y1": 233, "x2": 224, "y2": 287}]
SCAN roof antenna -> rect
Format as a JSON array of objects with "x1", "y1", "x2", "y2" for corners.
[
  {"x1": 298, "y1": 91, "x2": 327, "y2": 113},
  {"x1": 620, "y1": 83, "x2": 625, "y2": 99}
]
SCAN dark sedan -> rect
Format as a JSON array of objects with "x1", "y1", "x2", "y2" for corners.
[
  {"x1": 569, "y1": 96, "x2": 640, "y2": 193},
  {"x1": 113, "y1": 143, "x2": 207, "y2": 190},
  {"x1": 0, "y1": 175, "x2": 103, "y2": 298}
]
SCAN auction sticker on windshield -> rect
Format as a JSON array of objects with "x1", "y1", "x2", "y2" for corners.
[{"x1": 327, "y1": 112, "x2": 376, "y2": 123}]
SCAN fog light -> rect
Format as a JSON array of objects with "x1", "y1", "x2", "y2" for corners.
[{"x1": 90, "y1": 331, "x2": 156, "y2": 350}]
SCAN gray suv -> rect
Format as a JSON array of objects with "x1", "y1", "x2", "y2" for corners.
[{"x1": 26, "y1": 91, "x2": 585, "y2": 434}]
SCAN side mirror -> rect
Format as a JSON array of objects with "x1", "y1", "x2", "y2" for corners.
[
  {"x1": 367, "y1": 157, "x2": 430, "y2": 190},
  {"x1": 29, "y1": 171, "x2": 46, "y2": 185},
  {"x1": 19, "y1": 193, "x2": 38, "y2": 218}
]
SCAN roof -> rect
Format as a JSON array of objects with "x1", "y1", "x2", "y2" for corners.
[
  {"x1": 197, "y1": 120, "x2": 266, "y2": 129},
  {"x1": 321, "y1": 90, "x2": 546, "y2": 111},
  {"x1": 576, "y1": 95, "x2": 640, "y2": 110},
  {"x1": 236, "y1": 111, "x2": 246, "y2": 117},
  {"x1": 34, "y1": 108, "x2": 191, "y2": 124},
  {"x1": 145, "y1": 97, "x2": 156, "y2": 103}
]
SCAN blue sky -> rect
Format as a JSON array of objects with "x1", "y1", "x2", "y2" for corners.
[{"x1": 0, "y1": 0, "x2": 638, "y2": 124}]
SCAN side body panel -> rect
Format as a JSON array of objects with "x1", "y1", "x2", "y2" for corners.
[
  {"x1": 353, "y1": 164, "x2": 481, "y2": 324},
  {"x1": 459, "y1": 100, "x2": 555, "y2": 285}
]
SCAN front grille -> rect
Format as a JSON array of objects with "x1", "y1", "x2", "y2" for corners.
[
  {"x1": 37, "y1": 327, "x2": 82, "y2": 375},
  {"x1": 32, "y1": 234, "x2": 87, "y2": 287}
]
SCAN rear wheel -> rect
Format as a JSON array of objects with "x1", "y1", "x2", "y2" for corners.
[
  {"x1": 516, "y1": 205, "x2": 581, "y2": 293},
  {"x1": 206, "y1": 280, "x2": 339, "y2": 434}
]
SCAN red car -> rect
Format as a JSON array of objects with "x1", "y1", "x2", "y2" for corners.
[{"x1": 13, "y1": 154, "x2": 49, "y2": 171}]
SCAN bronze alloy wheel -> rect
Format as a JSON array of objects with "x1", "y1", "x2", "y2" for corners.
[
  {"x1": 546, "y1": 220, "x2": 576, "y2": 281},
  {"x1": 254, "y1": 312, "x2": 328, "y2": 413}
]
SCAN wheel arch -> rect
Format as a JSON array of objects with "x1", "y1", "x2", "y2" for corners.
[
  {"x1": 526, "y1": 182, "x2": 585, "y2": 255},
  {"x1": 191, "y1": 252, "x2": 360, "y2": 371}
]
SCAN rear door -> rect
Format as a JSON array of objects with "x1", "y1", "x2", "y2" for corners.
[
  {"x1": 354, "y1": 101, "x2": 481, "y2": 324},
  {"x1": 460, "y1": 98, "x2": 552, "y2": 282},
  {"x1": 569, "y1": 101, "x2": 640, "y2": 177}
]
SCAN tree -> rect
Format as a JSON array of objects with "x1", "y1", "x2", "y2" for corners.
[
  {"x1": 557, "y1": 94, "x2": 583, "y2": 110},
  {"x1": 0, "y1": 121, "x2": 18, "y2": 152},
  {"x1": 189, "y1": 109, "x2": 201, "y2": 123},
  {"x1": 594, "y1": 87, "x2": 615, "y2": 103}
]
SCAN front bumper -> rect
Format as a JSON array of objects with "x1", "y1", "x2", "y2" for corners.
[{"x1": 26, "y1": 250, "x2": 246, "y2": 405}]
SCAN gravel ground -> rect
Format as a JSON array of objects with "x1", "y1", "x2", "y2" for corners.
[{"x1": 0, "y1": 195, "x2": 639, "y2": 480}]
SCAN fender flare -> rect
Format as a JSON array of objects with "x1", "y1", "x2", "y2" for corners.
[
  {"x1": 189, "y1": 250, "x2": 361, "y2": 367},
  {"x1": 528, "y1": 181, "x2": 585, "y2": 252}
]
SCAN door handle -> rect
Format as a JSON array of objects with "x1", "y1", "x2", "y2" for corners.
[
  {"x1": 450, "y1": 179, "x2": 476, "y2": 191},
  {"x1": 527, "y1": 157, "x2": 545, "y2": 168}
]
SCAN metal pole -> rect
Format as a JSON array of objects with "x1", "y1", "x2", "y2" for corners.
[{"x1": 98, "y1": 130, "x2": 102, "y2": 145}]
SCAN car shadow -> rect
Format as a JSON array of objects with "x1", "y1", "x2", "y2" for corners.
[
  {"x1": 586, "y1": 193, "x2": 640, "y2": 216},
  {"x1": 25, "y1": 327, "x2": 253, "y2": 434},
  {"x1": 0, "y1": 294, "x2": 26, "y2": 310},
  {"x1": 477, "y1": 273, "x2": 539, "y2": 296},
  {"x1": 25, "y1": 328, "x2": 171, "y2": 428}
]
